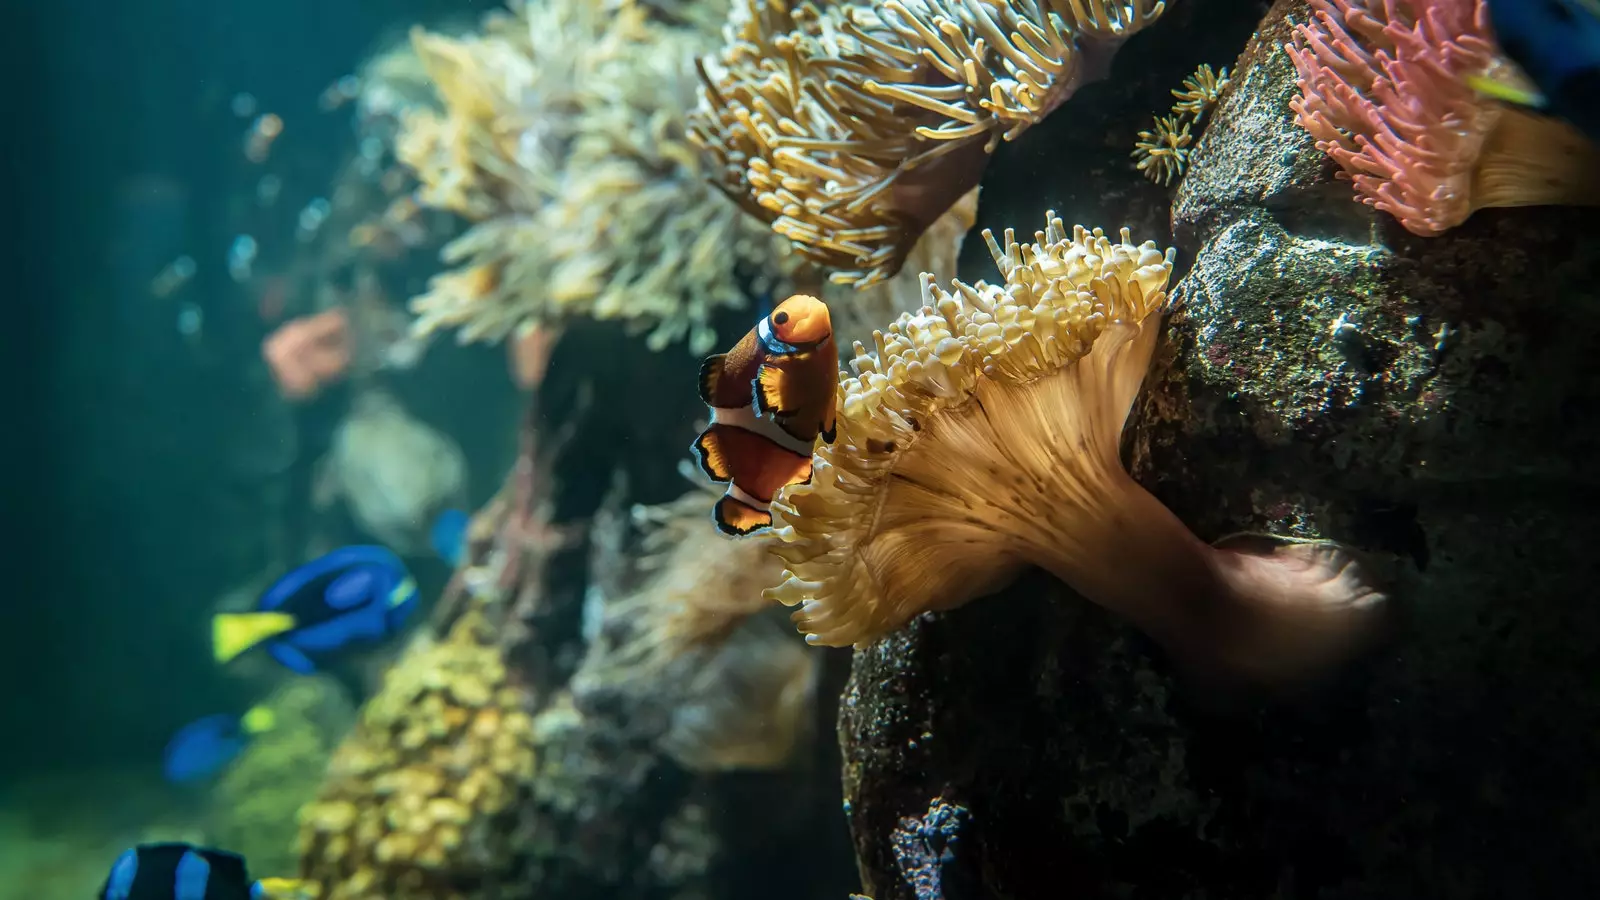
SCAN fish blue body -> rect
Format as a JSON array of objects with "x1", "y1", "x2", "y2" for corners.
[
  {"x1": 162, "y1": 716, "x2": 244, "y2": 783},
  {"x1": 100, "y1": 843, "x2": 308, "y2": 900},
  {"x1": 161, "y1": 706, "x2": 274, "y2": 783},
  {"x1": 1486, "y1": 0, "x2": 1600, "y2": 140},
  {"x1": 430, "y1": 508, "x2": 470, "y2": 566},
  {"x1": 212, "y1": 546, "x2": 419, "y2": 674}
]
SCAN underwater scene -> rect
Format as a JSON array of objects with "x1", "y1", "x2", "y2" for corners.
[{"x1": 10, "y1": 0, "x2": 1600, "y2": 898}]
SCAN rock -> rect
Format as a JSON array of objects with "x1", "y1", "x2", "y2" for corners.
[{"x1": 837, "y1": 1, "x2": 1600, "y2": 897}]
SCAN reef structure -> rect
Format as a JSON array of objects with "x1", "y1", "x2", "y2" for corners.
[
  {"x1": 830, "y1": 1, "x2": 1600, "y2": 897},
  {"x1": 297, "y1": 405, "x2": 840, "y2": 900}
]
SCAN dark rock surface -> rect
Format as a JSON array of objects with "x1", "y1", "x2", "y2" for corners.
[{"x1": 838, "y1": 1, "x2": 1600, "y2": 898}]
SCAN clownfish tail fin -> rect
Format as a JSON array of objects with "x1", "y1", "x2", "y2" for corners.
[
  {"x1": 698, "y1": 354, "x2": 726, "y2": 405},
  {"x1": 692, "y1": 425, "x2": 735, "y2": 483},
  {"x1": 753, "y1": 364, "x2": 794, "y2": 416},
  {"x1": 713, "y1": 494, "x2": 772, "y2": 536}
]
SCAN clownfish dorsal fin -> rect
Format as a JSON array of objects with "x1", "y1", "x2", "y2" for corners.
[
  {"x1": 697, "y1": 354, "x2": 727, "y2": 406},
  {"x1": 753, "y1": 364, "x2": 794, "y2": 416}
]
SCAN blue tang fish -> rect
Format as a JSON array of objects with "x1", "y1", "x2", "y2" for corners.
[
  {"x1": 212, "y1": 546, "x2": 418, "y2": 674},
  {"x1": 100, "y1": 843, "x2": 310, "y2": 900},
  {"x1": 162, "y1": 706, "x2": 276, "y2": 784},
  {"x1": 1477, "y1": 0, "x2": 1600, "y2": 141},
  {"x1": 430, "y1": 508, "x2": 470, "y2": 567}
]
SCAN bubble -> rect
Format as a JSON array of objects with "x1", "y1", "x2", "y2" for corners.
[{"x1": 230, "y1": 92, "x2": 258, "y2": 118}]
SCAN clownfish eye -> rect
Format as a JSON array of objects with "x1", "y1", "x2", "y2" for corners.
[{"x1": 774, "y1": 311, "x2": 789, "y2": 325}]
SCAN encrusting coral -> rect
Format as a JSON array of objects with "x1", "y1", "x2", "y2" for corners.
[
  {"x1": 575, "y1": 484, "x2": 818, "y2": 772},
  {"x1": 296, "y1": 610, "x2": 537, "y2": 900},
  {"x1": 763, "y1": 212, "x2": 1386, "y2": 681},
  {"x1": 1287, "y1": 0, "x2": 1600, "y2": 236},
  {"x1": 396, "y1": 0, "x2": 786, "y2": 353},
  {"x1": 690, "y1": 0, "x2": 1167, "y2": 287}
]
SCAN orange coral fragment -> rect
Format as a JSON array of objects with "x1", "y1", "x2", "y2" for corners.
[{"x1": 262, "y1": 308, "x2": 353, "y2": 401}]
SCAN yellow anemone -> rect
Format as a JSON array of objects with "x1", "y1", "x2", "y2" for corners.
[{"x1": 765, "y1": 213, "x2": 1385, "y2": 680}]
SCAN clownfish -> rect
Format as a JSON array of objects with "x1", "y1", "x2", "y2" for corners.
[{"x1": 692, "y1": 294, "x2": 838, "y2": 536}]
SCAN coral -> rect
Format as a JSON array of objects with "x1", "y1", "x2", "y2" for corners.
[
  {"x1": 1132, "y1": 114, "x2": 1193, "y2": 185},
  {"x1": 575, "y1": 486, "x2": 818, "y2": 772},
  {"x1": 1171, "y1": 63, "x2": 1229, "y2": 119},
  {"x1": 1287, "y1": 0, "x2": 1600, "y2": 236},
  {"x1": 296, "y1": 610, "x2": 538, "y2": 900},
  {"x1": 395, "y1": 0, "x2": 787, "y2": 353},
  {"x1": 764, "y1": 212, "x2": 1385, "y2": 681},
  {"x1": 313, "y1": 388, "x2": 467, "y2": 555},
  {"x1": 689, "y1": 0, "x2": 1167, "y2": 287},
  {"x1": 890, "y1": 798, "x2": 973, "y2": 900},
  {"x1": 1132, "y1": 65, "x2": 1229, "y2": 186},
  {"x1": 210, "y1": 678, "x2": 357, "y2": 877},
  {"x1": 263, "y1": 309, "x2": 354, "y2": 401}
]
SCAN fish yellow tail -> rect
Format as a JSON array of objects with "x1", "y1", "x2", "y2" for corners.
[
  {"x1": 239, "y1": 705, "x2": 277, "y2": 735},
  {"x1": 253, "y1": 877, "x2": 319, "y2": 900},
  {"x1": 212, "y1": 613, "x2": 297, "y2": 664}
]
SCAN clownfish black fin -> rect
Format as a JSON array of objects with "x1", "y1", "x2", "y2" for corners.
[
  {"x1": 698, "y1": 354, "x2": 727, "y2": 406},
  {"x1": 692, "y1": 425, "x2": 735, "y2": 483},
  {"x1": 753, "y1": 364, "x2": 796, "y2": 416},
  {"x1": 713, "y1": 494, "x2": 772, "y2": 536},
  {"x1": 819, "y1": 418, "x2": 837, "y2": 445}
]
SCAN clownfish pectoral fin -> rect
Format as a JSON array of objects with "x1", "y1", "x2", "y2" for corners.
[
  {"x1": 713, "y1": 494, "x2": 773, "y2": 536},
  {"x1": 820, "y1": 409, "x2": 837, "y2": 445},
  {"x1": 692, "y1": 425, "x2": 736, "y2": 483},
  {"x1": 698, "y1": 353, "x2": 727, "y2": 406},
  {"x1": 213, "y1": 612, "x2": 298, "y2": 664},
  {"x1": 753, "y1": 364, "x2": 795, "y2": 417}
]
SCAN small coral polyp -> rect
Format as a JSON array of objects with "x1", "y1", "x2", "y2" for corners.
[{"x1": 765, "y1": 213, "x2": 1385, "y2": 681}]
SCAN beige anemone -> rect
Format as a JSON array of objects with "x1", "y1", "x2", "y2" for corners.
[
  {"x1": 764, "y1": 213, "x2": 1385, "y2": 680},
  {"x1": 689, "y1": 0, "x2": 1167, "y2": 287}
]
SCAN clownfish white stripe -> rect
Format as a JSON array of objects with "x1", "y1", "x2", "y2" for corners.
[
  {"x1": 726, "y1": 482, "x2": 770, "y2": 511},
  {"x1": 709, "y1": 405, "x2": 814, "y2": 457}
]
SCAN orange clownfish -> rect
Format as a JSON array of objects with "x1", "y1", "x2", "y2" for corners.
[{"x1": 692, "y1": 294, "x2": 838, "y2": 536}]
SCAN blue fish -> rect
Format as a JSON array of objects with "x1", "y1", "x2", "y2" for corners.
[
  {"x1": 212, "y1": 546, "x2": 419, "y2": 674},
  {"x1": 162, "y1": 706, "x2": 276, "y2": 784},
  {"x1": 100, "y1": 843, "x2": 310, "y2": 900},
  {"x1": 1479, "y1": 0, "x2": 1600, "y2": 141},
  {"x1": 430, "y1": 508, "x2": 471, "y2": 567}
]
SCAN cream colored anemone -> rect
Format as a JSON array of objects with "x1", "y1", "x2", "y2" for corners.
[
  {"x1": 689, "y1": 0, "x2": 1167, "y2": 287},
  {"x1": 576, "y1": 488, "x2": 817, "y2": 771},
  {"x1": 764, "y1": 213, "x2": 1385, "y2": 680}
]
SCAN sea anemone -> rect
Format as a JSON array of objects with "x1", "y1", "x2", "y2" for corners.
[
  {"x1": 689, "y1": 0, "x2": 1167, "y2": 287},
  {"x1": 764, "y1": 212, "x2": 1385, "y2": 680},
  {"x1": 1132, "y1": 114, "x2": 1193, "y2": 186},
  {"x1": 575, "y1": 486, "x2": 818, "y2": 772},
  {"x1": 1171, "y1": 63, "x2": 1230, "y2": 120},
  {"x1": 1287, "y1": 0, "x2": 1600, "y2": 236},
  {"x1": 395, "y1": 0, "x2": 786, "y2": 353}
]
